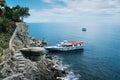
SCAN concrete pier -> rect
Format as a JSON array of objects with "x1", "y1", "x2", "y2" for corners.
[{"x1": 20, "y1": 47, "x2": 45, "y2": 61}]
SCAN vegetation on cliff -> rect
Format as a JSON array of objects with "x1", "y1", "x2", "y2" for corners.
[
  {"x1": 4, "y1": 5, "x2": 30, "y2": 22},
  {"x1": 0, "y1": 5, "x2": 30, "y2": 57},
  {"x1": 0, "y1": 3, "x2": 67, "y2": 80}
]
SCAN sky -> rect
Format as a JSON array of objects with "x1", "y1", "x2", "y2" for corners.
[{"x1": 6, "y1": 0, "x2": 120, "y2": 23}]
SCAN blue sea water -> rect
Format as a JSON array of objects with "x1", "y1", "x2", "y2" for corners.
[{"x1": 28, "y1": 22, "x2": 120, "y2": 80}]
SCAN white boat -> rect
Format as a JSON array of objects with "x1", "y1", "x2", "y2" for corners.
[{"x1": 45, "y1": 40, "x2": 84, "y2": 51}]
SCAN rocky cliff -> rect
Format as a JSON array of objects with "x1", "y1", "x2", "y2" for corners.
[{"x1": 0, "y1": 22, "x2": 67, "y2": 80}]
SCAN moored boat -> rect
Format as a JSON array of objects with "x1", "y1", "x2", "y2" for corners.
[
  {"x1": 45, "y1": 40, "x2": 84, "y2": 52},
  {"x1": 82, "y1": 28, "x2": 87, "y2": 31}
]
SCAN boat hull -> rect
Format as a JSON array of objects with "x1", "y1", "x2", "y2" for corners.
[{"x1": 45, "y1": 46, "x2": 83, "y2": 52}]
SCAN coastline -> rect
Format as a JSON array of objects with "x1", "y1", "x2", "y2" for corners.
[{"x1": 0, "y1": 22, "x2": 68, "y2": 80}]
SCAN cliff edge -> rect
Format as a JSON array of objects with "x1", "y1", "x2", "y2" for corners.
[{"x1": 0, "y1": 22, "x2": 67, "y2": 80}]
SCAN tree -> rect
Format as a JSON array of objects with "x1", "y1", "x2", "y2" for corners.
[
  {"x1": 0, "y1": 5, "x2": 30, "y2": 32},
  {"x1": 19, "y1": 7, "x2": 30, "y2": 21},
  {"x1": 0, "y1": 9, "x2": 2, "y2": 16},
  {"x1": 0, "y1": 17, "x2": 15, "y2": 33},
  {"x1": 11, "y1": 5, "x2": 21, "y2": 21},
  {"x1": 4, "y1": 6, "x2": 13, "y2": 19},
  {"x1": 0, "y1": 17, "x2": 12, "y2": 32},
  {"x1": 4, "y1": 5, "x2": 30, "y2": 22},
  {"x1": 12, "y1": 5, "x2": 30, "y2": 22}
]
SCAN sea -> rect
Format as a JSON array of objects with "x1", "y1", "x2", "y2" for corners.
[{"x1": 28, "y1": 22, "x2": 120, "y2": 80}]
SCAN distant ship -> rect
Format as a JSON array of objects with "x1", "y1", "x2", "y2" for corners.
[
  {"x1": 45, "y1": 40, "x2": 84, "y2": 52},
  {"x1": 82, "y1": 28, "x2": 87, "y2": 31}
]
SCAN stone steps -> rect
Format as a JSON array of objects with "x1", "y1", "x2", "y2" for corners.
[
  {"x1": 17, "y1": 73, "x2": 27, "y2": 80},
  {"x1": 18, "y1": 64, "x2": 25, "y2": 67},
  {"x1": 16, "y1": 57, "x2": 24, "y2": 59},
  {"x1": 18, "y1": 61, "x2": 24, "y2": 63},
  {"x1": 15, "y1": 50, "x2": 25, "y2": 73}
]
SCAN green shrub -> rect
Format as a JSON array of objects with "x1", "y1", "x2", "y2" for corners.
[
  {"x1": 0, "y1": 39, "x2": 7, "y2": 48},
  {"x1": 0, "y1": 47, "x2": 3, "y2": 56}
]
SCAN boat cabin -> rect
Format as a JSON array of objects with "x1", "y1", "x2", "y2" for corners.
[{"x1": 60, "y1": 41, "x2": 84, "y2": 47}]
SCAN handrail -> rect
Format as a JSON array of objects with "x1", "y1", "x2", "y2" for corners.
[
  {"x1": 9, "y1": 25, "x2": 18, "y2": 51},
  {"x1": 9, "y1": 22, "x2": 28, "y2": 52}
]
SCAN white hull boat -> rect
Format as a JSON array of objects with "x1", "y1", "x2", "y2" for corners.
[{"x1": 45, "y1": 40, "x2": 84, "y2": 52}]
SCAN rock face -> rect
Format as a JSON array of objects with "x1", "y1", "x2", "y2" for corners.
[{"x1": 0, "y1": 22, "x2": 67, "y2": 80}]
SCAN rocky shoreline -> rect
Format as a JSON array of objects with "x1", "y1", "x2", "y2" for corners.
[{"x1": 0, "y1": 22, "x2": 68, "y2": 80}]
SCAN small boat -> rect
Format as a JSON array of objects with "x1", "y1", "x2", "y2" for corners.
[
  {"x1": 45, "y1": 40, "x2": 84, "y2": 52},
  {"x1": 82, "y1": 28, "x2": 87, "y2": 31}
]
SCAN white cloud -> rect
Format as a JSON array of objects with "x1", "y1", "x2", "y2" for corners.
[{"x1": 25, "y1": 0, "x2": 120, "y2": 22}]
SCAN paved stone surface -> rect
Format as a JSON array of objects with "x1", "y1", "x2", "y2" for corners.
[{"x1": 14, "y1": 50, "x2": 25, "y2": 73}]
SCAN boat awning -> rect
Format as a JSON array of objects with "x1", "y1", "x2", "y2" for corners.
[{"x1": 69, "y1": 41, "x2": 84, "y2": 45}]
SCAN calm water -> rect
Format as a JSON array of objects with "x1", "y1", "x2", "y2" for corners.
[{"x1": 28, "y1": 22, "x2": 120, "y2": 80}]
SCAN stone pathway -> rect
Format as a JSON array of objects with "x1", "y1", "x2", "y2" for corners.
[{"x1": 14, "y1": 50, "x2": 25, "y2": 73}]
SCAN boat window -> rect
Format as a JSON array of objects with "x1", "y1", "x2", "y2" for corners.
[
  {"x1": 62, "y1": 45, "x2": 72, "y2": 47},
  {"x1": 57, "y1": 44, "x2": 60, "y2": 46},
  {"x1": 77, "y1": 44, "x2": 80, "y2": 46}
]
